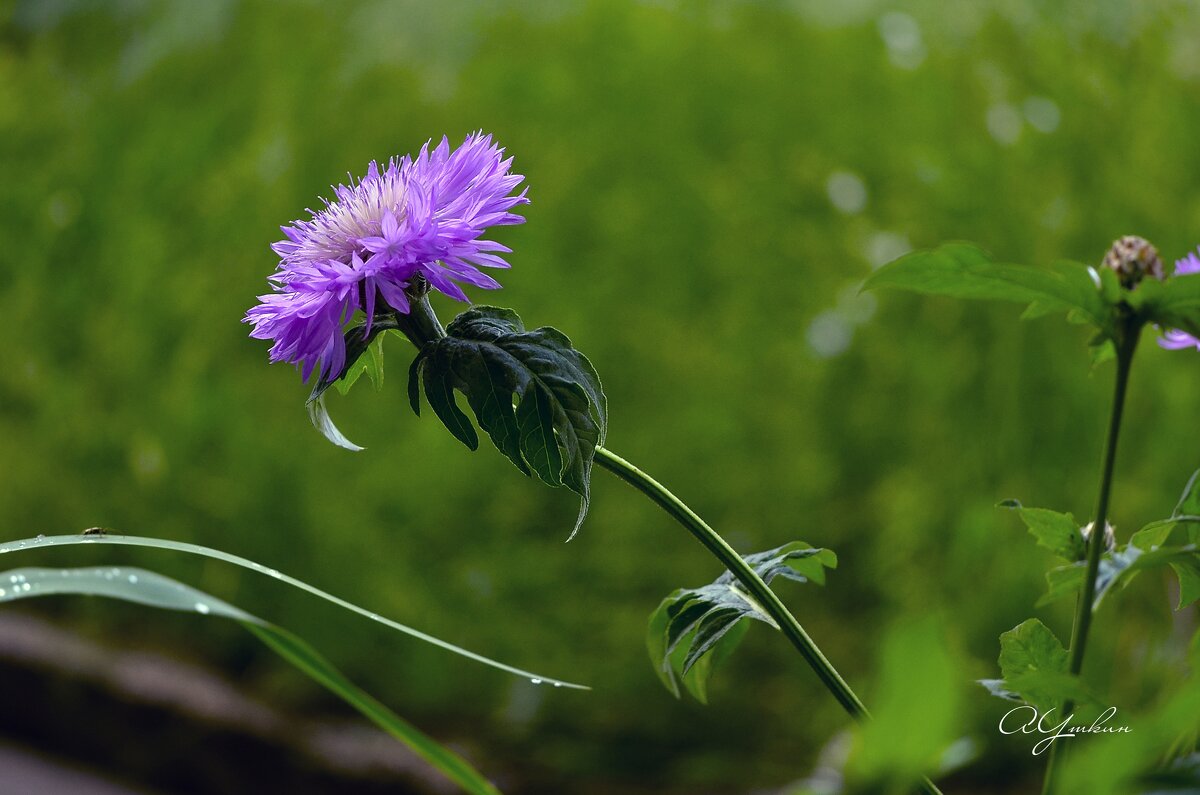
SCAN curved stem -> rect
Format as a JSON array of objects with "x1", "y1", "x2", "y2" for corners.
[
  {"x1": 593, "y1": 446, "x2": 944, "y2": 795},
  {"x1": 1041, "y1": 320, "x2": 1140, "y2": 795}
]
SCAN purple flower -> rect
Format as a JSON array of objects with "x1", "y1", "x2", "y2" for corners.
[
  {"x1": 245, "y1": 133, "x2": 528, "y2": 381},
  {"x1": 1159, "y1": 249, "x2": 1200, "y2": 351}
]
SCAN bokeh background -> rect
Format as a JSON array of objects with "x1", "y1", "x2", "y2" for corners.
[{"x1": 2, "y1": 1, "x2": 1200, "y2": 793}]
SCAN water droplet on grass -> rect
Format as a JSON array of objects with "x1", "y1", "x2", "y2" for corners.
[{"x1": 195, "y1": 603, "x2": 211, "y2": 615}]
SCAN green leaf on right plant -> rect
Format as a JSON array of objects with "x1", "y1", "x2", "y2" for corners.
[
  {"x1": 863, "y1": 243, "x2": 1114, "y2": 334},
  {"x1": 1040, "y1": 471, "x2": 1200, "y2": 612},
  {"x1": 646, "y1": 542, "x2": 836, "y2": 703},
  {"x1": 1000, "y1": 500, "x2": 1086, "y2": 561},
  {"x1": 983, "y1": 618, "x2": 1095, "y2": 712},
  {"x1": 1126, "y1": 273, "x2": 1200, "y2": 340}
]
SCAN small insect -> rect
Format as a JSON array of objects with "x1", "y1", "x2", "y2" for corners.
[{"x1": 82, "y1": 527, "x2": 109, "y2": 536}]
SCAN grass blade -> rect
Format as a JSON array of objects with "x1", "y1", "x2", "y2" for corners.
[
  {"x1": 0, "y1": 533, "x2": 586, "y2": 690},
  {"x1": 0, "y1": 565, "x2": 501, "y2": 795}
]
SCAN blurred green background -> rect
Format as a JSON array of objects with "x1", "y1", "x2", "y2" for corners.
[{"x1": 2, "y1": 0, "x2": 1199, "y2": 792}]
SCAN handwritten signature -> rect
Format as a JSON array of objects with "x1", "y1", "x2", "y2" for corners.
[{"x1": 999, "y1": 705, "x2": 1130, "y2": 755}]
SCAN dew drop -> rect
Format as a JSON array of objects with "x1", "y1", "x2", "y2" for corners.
[
  {"x1": 0, "y1": 588, "x2": 7, "y2": 597},
  {"x1": 529, "y1": 678, "x2": 543, "y2": 685},
  {"x1": 16, "y1": 542, "x2": 25, "y2": 549},
  {"x1": 34, "y1": 534, "x2": 45, "y2": 542},
  {"x1": 128, "y1": 575, "x2": 139, "y2": 584},
  {"x1": 552, "y1": 682, "x2": 563, "y2": 688},
  {"x1": 195, "y1": 603, "x2": 211, "y2": 615}
]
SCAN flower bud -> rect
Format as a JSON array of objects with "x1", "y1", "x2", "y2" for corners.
[
  {"x1": 1081, "y1": 521, "x2": 1116, "y2": 552},
  {"x1": 1101, "y1": 235, "x2": 1165, "y2": 288}
]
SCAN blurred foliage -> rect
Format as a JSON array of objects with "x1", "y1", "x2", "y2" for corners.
[{"x1": 2, "y1": 0, "x2": 1200, "y2": 792}]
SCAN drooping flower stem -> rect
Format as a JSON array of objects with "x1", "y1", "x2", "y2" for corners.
[
  {"x1": 592, "y1": 446, "x2": 944, "y2": 795},
  {"x1": 1041, "y1": 316, "x2": 1141, "y2": 795}
]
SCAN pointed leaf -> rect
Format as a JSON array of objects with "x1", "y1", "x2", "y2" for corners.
[
  {"x1": 336, "y1": 332, "x2": 386, "y2": 396},
  {"x1": 1002, "y1": 502, "x2": 1085, "y2": 561},
  {"x1": 645, "y1": 542, "x2": 835, "y2": 702},
  {"x1": 424, "y1": 346, "x2": 480, "y2": 450},
  {"x1": 307, "y1": 394, "x2": 364, "y2": 451}
]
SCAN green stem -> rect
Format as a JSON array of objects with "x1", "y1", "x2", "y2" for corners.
[
  {"x1": 1041, "y1": 319, "x2": 1140, "y2": 795},
  {"x1": 593, "y1": 446, "x2": 944, "y2": 795}
]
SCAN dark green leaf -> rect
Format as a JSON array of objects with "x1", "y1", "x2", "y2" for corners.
[
  {"x1": 646, "y1": 542, "x2": 835, "y2": 702},
  {"x1": 0, "y1": 566, "x2": 501, "y2": 795},
  {"x1": 864, "y1": 243, "x2": 1110, "y2": 330},
  {"x1": 410, "y1": 306, "x2": 606, "y2": 536},
  {"x1": 423, "y1": 344, "x2": 481, "y2": 451},
  {"x1": 1001, "y1": 501, "x2": 1085, "y2": 561}
]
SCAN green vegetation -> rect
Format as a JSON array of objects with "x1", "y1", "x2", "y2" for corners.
[{"x1": 2, "y1": 1, "x2": 1199, "y2": 792}]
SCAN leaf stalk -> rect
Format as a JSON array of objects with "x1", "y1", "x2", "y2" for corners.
[{"x1": 593, "y1": 446, "x2": 944, "y2": 795}]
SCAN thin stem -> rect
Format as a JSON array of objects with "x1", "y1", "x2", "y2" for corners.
[
  {"x1": 1041, "y1": 319, "x2": 1140, "y2": 795},
  {"x1": 593, "y1": 446, "x2": 944, "y2": 795}
]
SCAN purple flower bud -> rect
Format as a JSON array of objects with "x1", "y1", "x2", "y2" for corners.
[{"x1": 245, "y1": 133, "x2": 529, "y2": 382}]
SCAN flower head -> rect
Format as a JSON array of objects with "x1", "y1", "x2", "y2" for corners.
[
  {"x1": 1159, "y1": 248, "x2": 1200, "y2": 351},
  {"x1": 245, "y1": 133, "x2": 528, "y2": 381},
  {"x1": 1101, "y1": 235, "x2": 1165, "y2": 288}
]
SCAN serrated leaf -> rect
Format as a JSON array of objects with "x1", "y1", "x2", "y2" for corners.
[
  {"x1": 646, "y1": 542, "x2": 835, "y2": 702},
  {"x1": 864, "y1": 243, "x2": 1111, "y2": 330},
  {"x1": 1002, "y1": 501, "x2": 1085, "y2": 561},
  {"x1": 994, "y1": 619, "x2": 1093, "y2": 712},
  {"x1": 0, "y1": 565, "x2": 501, "y2": 795},
  {"x1": 410, "y1": 306, "x2": 606, "y2": 536}
]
